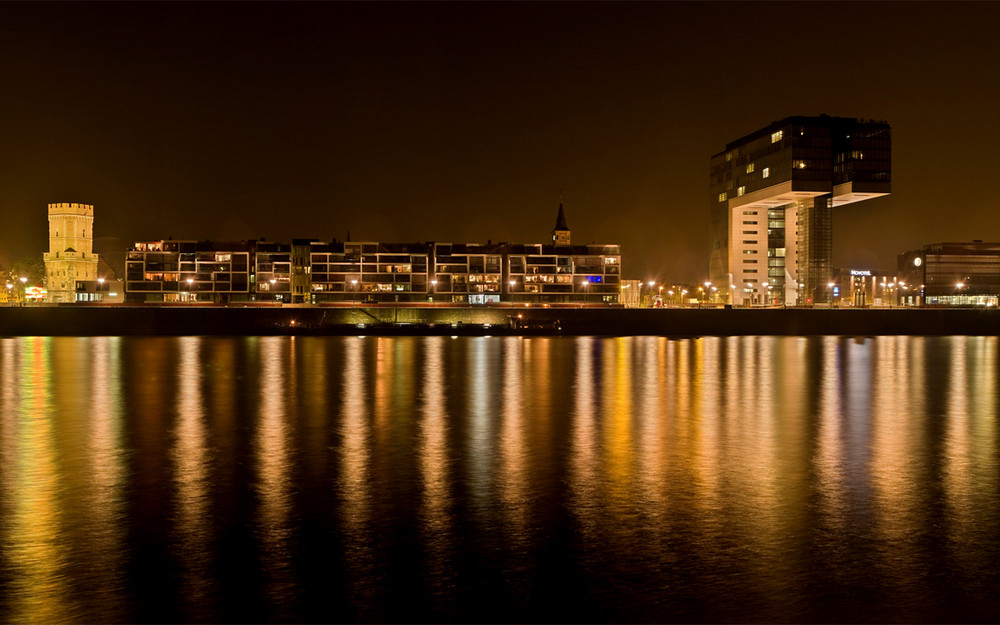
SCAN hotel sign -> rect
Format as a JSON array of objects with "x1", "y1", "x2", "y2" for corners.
[{"x1": 849, "y1": 269, "x2": 873, "y2": 276}]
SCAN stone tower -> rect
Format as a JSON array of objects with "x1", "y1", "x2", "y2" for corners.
[
  {"x1": 552, "y1": 201, "x2": 571, "y2": 246},
  {"x1": 43, "y1": 202, "x2": 99, "y2": 303}
]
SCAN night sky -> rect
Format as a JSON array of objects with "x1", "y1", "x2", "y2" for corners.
[{"x1": 2, "y1": 2, "x2": 999, "y2": 282}]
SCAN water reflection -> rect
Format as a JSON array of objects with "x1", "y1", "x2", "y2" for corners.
[
  {"x1": 164, "y1": 336, "x2": 212, "y2": 620},
  {"x1": 418, "y1": 337, "x2": 453, "y2": 610},
  {"x1": 1, "y1": 335, "x2": 999, "y2": 623},
  {"x1": 255, "y1": 337, "x2": 296, "y2": 619},
  {"x1": 338, "y1": 337, "x2": 374, "y2": 613}
]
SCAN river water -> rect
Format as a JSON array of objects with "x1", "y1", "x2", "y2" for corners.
[{"x1": 1, "y1": 335, "x2": 998, "y2": 623}]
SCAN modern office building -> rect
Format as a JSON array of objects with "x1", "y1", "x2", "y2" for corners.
[
  {"x1": 898, "y1": 241, "x2": 1000, "y2": 306},
  {"x1": 43, "y1": 202, "x2": 100, "y2": 303},
  {"x1": 125, "y1": 205, "x2": 623, "y2": 305},
  {"x1": 710, "y1": 115, "x2": 891, "y2": 305}
]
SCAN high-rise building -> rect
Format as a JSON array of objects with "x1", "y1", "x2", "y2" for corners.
[
  {"x1": 43, "y1": 202, "x2": 100, "y2": 303},
  {"x1": 710, "y1": 115, "x2": 890, "y2": 305}
]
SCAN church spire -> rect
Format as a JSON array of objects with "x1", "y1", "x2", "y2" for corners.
[{"x1": 552, "y1": 197, "x2": 571, "y2": 245}]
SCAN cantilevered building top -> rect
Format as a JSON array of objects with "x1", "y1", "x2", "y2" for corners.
[
  {"x1": 709, "y1": 115, "x2": 891, "y2": 306},
  {"x1": 710, "y1": 115, "x2": 891, "y2": 211}
]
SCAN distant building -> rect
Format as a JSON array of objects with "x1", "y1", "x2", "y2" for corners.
[
  {"x1": 75, "y1": 278, "x2": 124, "y2": 303},
  {"x1": 710, "y1": 115, "x2": 891, "y2": 305},
  {"x1": 898, "y1": 241, "x2": 1000, "y2": 306},
  {"x1": 125, "y1": 204, "x2": 623, "y2": 305},
  {"x1": 832, "y1": 267, "x2": 899, "y2": 307},
  {"x1": 43, "y1": 202, "x2": 100, "y2": 303}
]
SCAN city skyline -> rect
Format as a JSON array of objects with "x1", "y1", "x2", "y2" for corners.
[{"x1": 2, "y1": 2, "x2": 999, "y2": 282}]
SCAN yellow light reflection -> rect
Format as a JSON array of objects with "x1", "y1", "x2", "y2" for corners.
[
  {"x1": 466, "y1": 337, "x2": 497, "y2": 511},
  {"x1": 569, "y1": 336, "x2": 599, "y2": 538},
  {"x1": 419, "y1": 336, "x2": 453, "y2": 604},
  {"x1": 172, "y1": 336, "x2": 215, "y2": 619},
  {"x1": 340, "y1": 337, "x2": 375, "y2": 609},
  {"x1": 255, "y1": 337, "x2": 295, "y2": 617},
  {"x1": 499, "y1": 336, "x2": 529, "y2": 547},
  {"x1": 870, "y1": 336, "x2": 927, "y2": 598},
  {"x1": 2, "y1": 338, "x2": 75, "y2": 622}
]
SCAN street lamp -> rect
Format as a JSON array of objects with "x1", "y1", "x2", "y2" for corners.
[{"x1": 19, "y1": 277, "x2": 27, "y2": 305}]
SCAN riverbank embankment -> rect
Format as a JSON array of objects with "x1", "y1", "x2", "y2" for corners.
[{"x1": 2, "y1": 305, "x2": 1000, "y2": 337}]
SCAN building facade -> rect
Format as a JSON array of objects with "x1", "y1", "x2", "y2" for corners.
[
  {"x1": 43, "y1": 202, "x2": 100, "y2": 303},
  {"x1": 125, "y1": 240, "x2": 253, "y2": 303},
  {"x1": 125, "y1": 205, "x2": 622, "y2": 305},
  {"x1": 898, "y1": 242, "x2": 1000, "y2": 306},
  {"x1": 710, "y1": 115, "x2": 891, "y2": 305}
]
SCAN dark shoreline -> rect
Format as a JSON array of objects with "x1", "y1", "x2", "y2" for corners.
[{"x1": 2, "y1": 305, "x2": 1000, "y2": 337}]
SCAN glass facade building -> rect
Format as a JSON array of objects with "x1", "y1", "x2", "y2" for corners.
[
  {"x1": 710, "y1": 115, "x2": 891, "y2": 305},
  {"x1": 898, "y1": 242, "x2": 1000, "y2": 307}
]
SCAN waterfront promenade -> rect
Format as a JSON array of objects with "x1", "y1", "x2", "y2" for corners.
[{"x1": 2, "y1": 305, "x2": 1000, "y2": 337}]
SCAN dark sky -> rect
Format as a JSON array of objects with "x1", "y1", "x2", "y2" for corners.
[{"x1": 2, "y1": 2, "x2": 999, "y2": 282}]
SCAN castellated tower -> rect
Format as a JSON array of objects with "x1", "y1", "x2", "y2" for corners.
[{"x1": 43, "y1": 202, "x2": 100, "y2": 303}]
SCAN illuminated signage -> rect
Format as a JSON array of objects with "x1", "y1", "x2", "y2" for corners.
[
  {"x1": 914, "y1": 257, "x2": 923, "y2": 267},
  {"x1": 589, "y1": 276, "x2": 603, "y2": 283},
  {"x1": 849, "y1": 269, "x2": 872, "y2": 276}
]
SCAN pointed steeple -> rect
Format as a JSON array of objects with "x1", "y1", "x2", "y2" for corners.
[{"x1": 552, "y1": 198, "x2": 571, "y2": 245}]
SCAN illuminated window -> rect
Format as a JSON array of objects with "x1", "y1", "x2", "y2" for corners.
[
  {"x1": 794, "y1": 160, "x2": 807, "y2": 169},
  {"x1": 743, "y1": 250, "x2": 758, "y2": 254},
  {"x1": 746, "y1": 163, "x2": 755, "y2": 173},
  {"x1": 737, "y1": 186, "x2": 745, "y2": 196},
  {"x1": 771, "y1": 130, "x2": 783, "y2": 143},
  {"x1": 718, "y1": 192, "x2": 727, "y2": 202},
  {"x1": 762, "y1": 167, "x2": 770, "y2": 178}
]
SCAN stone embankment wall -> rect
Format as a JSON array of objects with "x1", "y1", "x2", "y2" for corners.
[{"x1": 2, "y1": 305, "x2": 1000, "y2": 337}]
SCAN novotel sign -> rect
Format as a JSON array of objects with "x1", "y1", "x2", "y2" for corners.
[{"x1": 849, "y1": 269, "x2": 873, "y2": 276}]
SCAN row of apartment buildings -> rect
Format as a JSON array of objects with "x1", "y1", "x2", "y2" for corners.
[{"x1": 118, "y1": 204, "x2": 622, "y2": 305}]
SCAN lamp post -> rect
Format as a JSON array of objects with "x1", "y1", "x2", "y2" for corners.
[
  {"x1": 19, "y1": 276, "x2": 27, "y2": 306},
  {"x1": 187, "y1": 278, "x2": 194, "y2": 303},
  {"x1": 581, "y1": 279, "x2": 590, "y2": 307},
  {"x1": 5, "y1": 282, "x2": 12, "y2": 306}
]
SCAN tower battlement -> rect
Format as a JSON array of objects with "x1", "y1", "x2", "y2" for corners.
[{"x1": 48, "y1": 202, "x2": 94, "y2": 216}]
